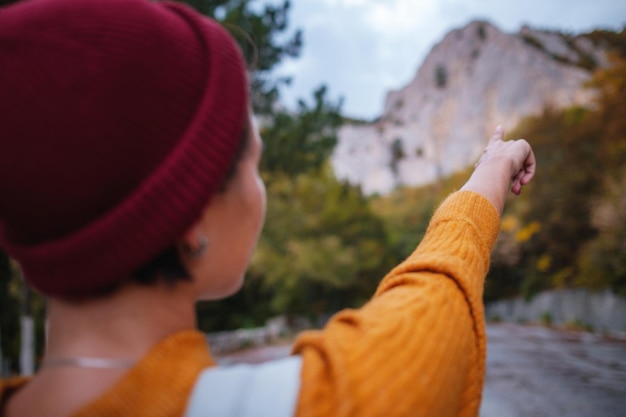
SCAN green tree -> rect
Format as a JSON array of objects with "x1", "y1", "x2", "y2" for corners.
[
  {"x1": 249, "y1": 85, "x2": 392, "y2": 318},
  {"x1": 178, "y1": 0, "x2": 303, "y2": 113},
  {"x1": 260, "y1": 85, "x2": 342, "y2": 177},
  {"x1": 486, "y1": 53, "x2": 626, "y2": 300},
  {"x1": 181, "y1": 4, "x2": 355, "y2": 330},
  {"x1": 573, "y1": 55, "x2": 626, "y2": 294},
  {"x1": 197, "y1": 88, "x2": 384, "y2": 328},
  {"x1": 0, "y1": 251, "x2": 20, "y2": 375},
  {"x1": 252, "y1": 165, "x2": 390, "y2": 317},
  {"x1": 500, "y1": 108, "x2": 601, "y2": 297},
  {"x1": 576, "y1": 167, "x2": 626, "y2": 295},
  {"x1": 0, "y1": 255, "x2": 47, "y2": 375}
]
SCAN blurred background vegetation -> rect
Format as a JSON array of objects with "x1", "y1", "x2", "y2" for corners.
[{"x1": 0, "y1": 0, "x2": 625, "y2": 374}]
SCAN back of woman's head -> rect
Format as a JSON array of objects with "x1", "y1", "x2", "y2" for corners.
[{"x1": 0, "y1": 0, "x2": 249, "y2": 297}]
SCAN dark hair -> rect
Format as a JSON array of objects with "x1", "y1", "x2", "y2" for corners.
[{"x1": 130, "y1": 117, "x2": 251, "y2": 287}]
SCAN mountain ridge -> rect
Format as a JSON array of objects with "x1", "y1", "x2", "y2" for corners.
[{"x1": 331, "y1": 20, "x2": 609, "y2": 195}]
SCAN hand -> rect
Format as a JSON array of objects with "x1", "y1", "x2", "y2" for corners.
[
  {"x1": 462, "y1": 126, "x2": 536, "y2": 214},
  {"x1": 475, "y1": 126, "x2": 536, "y2": 196}
]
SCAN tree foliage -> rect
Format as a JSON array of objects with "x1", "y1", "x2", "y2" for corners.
[
  {"x1": 586, "y1": 27, "x2": 626, "y2": 58},
  {"x1": 488, "y1": 53, "x2": 626, "y2": 299},
  {"x1": 260, "y1": 85, "x2": 342, "y2": 177},
  {"x1": 178, "y1": 0, "x2": 302, "y2": 113},
  {"x1": 576, "y1": 166, "x2": 626, "y2": 295},
  {"x1": 252, "y1": 165, "x2": 390, "y2": 315},
  {"x1": 0, "y1": 252, "x2": 20, "y2": 374},
  {"x1": 183, "y1": 1, "x2": 384, "y2": 329},
  {"x1": 573, "y1": 55, "x2": 626, "y2": 295},
  {"x1": 198, "y1": 88, "x2": 389, "y2": 328}
]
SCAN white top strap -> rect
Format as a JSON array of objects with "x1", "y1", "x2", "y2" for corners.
[{"x1": 185, "y1": 356, "x2": 302, "y2": 417}]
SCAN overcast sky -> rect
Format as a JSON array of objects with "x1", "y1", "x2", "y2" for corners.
[{"x1": 268, "y1": 0, "x2": 626, "y2": 120}]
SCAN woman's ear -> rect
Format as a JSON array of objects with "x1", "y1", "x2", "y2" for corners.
[{"x1": 179, "y1": 226, "x2": 209, "y2": 260}]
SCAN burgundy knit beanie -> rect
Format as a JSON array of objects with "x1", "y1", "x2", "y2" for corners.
[{"x1": 0, "y1": 0, "x2": 248, "y2": 296}]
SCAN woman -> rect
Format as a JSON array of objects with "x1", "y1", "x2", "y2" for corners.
[{"x1": 0, "y1": 0, "x2": 536, "y2": 415}]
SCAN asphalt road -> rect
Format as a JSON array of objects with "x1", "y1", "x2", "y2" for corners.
[
  {"x1": 216, "y1": 323, "x2": 626, "y2": 416},
  {"x1": 481, "y1": 323, "x2": 626, "y2": 417}
]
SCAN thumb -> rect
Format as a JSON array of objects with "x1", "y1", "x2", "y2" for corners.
[{"x1": 489, "y1": 125, "x2": 504, "y2": 145}]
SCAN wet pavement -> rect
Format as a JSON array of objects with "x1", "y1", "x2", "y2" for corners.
[{"x1": 215, "y1": 324, "x2": 626, "y2": 416}]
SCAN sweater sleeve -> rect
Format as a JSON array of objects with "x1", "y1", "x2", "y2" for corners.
[
  {"x1": 292, "y1": 191, "x2": 501, "y2": 417},
  {"x1": 0, "y1": 377, "x2": 30, "y2": 413}
]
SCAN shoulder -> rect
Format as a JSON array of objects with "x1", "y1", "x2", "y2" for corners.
[{"x1": 0, "y1": 377, "x2": 30, "y2": 412}]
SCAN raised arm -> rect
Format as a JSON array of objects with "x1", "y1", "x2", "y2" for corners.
[
  {"x1": 462, "y1": 126, "x2": 536, "y2": 214},
  {"x1": 292, "y1": 127, "x2": 535, "y2": 417}
]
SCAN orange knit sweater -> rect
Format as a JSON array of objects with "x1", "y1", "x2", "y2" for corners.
[{"x1": 0, "y1": 191, "x2": 500, "y2": 417}]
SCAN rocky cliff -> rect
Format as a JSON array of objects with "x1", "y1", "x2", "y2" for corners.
[{"x1": 331, "y1": 21, "x2": 608, "y2": 195}]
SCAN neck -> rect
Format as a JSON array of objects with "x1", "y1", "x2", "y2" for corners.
[{"x1": 46, "y1": 281, "x2": 197, "y2": 360}]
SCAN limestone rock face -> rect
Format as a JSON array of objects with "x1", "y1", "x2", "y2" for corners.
[{"x1": 332, "y1": 21, "x2": 605, "y2": 195}]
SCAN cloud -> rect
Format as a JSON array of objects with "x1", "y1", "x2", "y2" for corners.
[
  {"x1": 274, "y1": 0, "x2": 440, "y2": 118},
  {"x1": 272, "y1": 0, "x2": 626, "y2": 119},
  {"x1": 363, "y1": 1, "x2": 437, "y2": 33}
]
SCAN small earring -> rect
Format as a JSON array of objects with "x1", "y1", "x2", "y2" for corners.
[{"x1": 183, "y1": 236, "x2": 208, "y2": 259}]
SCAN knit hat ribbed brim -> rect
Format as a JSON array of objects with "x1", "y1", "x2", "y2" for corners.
[{"x1": 0, "y1": 0, "x2": 248, "y2": 296}]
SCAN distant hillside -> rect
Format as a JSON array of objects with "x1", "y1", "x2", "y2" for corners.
[{"x1": 331, "y1": 21, "x2": 610, "y2": 195}]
